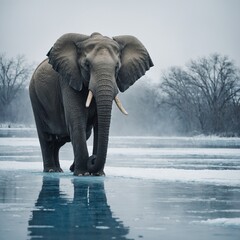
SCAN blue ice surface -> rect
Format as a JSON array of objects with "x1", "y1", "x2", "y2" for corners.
[{"x1": 0, "y1": 129, "x2": 240, "y2": 240}]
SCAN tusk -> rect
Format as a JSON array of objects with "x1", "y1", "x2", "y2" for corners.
[
  {"x1": 86, "y1": 91, "x2": 93, "y2": 108},
  {"x1": 114, "y1": 96, "x2": 128, "y2": 115}
]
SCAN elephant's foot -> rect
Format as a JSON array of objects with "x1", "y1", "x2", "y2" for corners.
[
  {"x1": 88, "y1": 155, "x2": 105, "y2": 176},
  {"x1": 73, "y1": 171, "x2": 105, "y2": 176},
  {"x1": 71, "y1": 155, "x2": 105, "y2": 176},
  {"x1": 73, "y1": 170, "x2": 90, "y2": 176},
  {"x1": 44, "y1": 167, "x2": 63, "y2": 173},
  {"x1": 91, "y1": 171, "x2": 105, "y2": 176},
  {"x1": 71, "y1": 162, "x2": 90, "y2": 176}
]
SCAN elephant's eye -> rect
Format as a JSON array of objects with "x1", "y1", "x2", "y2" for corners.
[
  {"x1": 81, "y1": 60, "x2": 91, "y2": 80},
  {"x1": 116, "y1": 62, "x2": 121, "y2": 72},
  {"x1": 84, "y1": 60, "x2": 90, "y2": 69}
]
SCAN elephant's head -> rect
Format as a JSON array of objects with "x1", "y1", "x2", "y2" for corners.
[{"x1": 47, "y1": 32, "x2": 153, "y2": 173}]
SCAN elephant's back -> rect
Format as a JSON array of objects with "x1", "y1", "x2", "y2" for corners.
[
  {"x1": 29, "y1": 59, "x2": 67, "y2": 135},
  {"x1": 30, "y1": 59, "x2": 60, "y2": 99},
  {"x1": 31, "y1": 59, "x2": 58, "y2": 85}
]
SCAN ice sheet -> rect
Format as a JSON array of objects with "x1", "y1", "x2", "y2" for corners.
[{"x1": 1, "y1": 135, "x2": 240, "y2": 240}]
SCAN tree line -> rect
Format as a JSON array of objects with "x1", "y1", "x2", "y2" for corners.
[
  {"x1": 159, "y1": 54, "x2": 240, "y2": 136},
  {"x1": 1, "y1": 53, "x2": 240, "y2": 136},
  {"x1": 112, "y1": 53, "x2": 240, "y2": 136}
]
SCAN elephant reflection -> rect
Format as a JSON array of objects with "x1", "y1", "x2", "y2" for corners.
[{"x1": 28, "y1": 177, "x2": 131, "y2": 240}]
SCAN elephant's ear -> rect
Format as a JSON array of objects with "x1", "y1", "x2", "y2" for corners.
[
  {"x1": 47, "y1": 33, "x2": 89, "y2": 91},
  {"x1": 113, "y1": 35, "x2": 153, "y2": 92}
]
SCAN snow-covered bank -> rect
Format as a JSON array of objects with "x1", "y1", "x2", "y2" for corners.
[
  {"x1": 1, "y1": 160, "x2": 240, "y2": 186},
  {"x1": 106, "y1": 166, "x2": 240, "y2": 186},
  {"x1": 0, "y1": 128, "x2": 37, "y2": 137},
  {"x1": 195, "y1": 218, "x2": 240, "y2": 227}
]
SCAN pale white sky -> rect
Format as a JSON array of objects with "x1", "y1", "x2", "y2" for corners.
[{"x1": 0, "y1": 0, "x2": 240, "y2": 82}]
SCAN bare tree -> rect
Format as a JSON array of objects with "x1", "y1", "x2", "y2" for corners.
[
  {"x1": 0, "y1": 54, "x2": 32, "y2": 122},
  {"x1": 160, "y1": 67, "x2": 204, "y2": 132},
  {"x1": 188, "y1": 54, "x2": 240, "y2": 133},
  {"x1": 160, "y1": 54, "x2": 240, "y2": 135}
]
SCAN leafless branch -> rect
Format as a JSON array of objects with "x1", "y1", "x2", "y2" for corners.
[{"x1": 0, "y1": 54, "x2": 33, "y2": 106}]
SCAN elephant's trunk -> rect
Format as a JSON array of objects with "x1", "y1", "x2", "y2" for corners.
[
  {"x1": 87, "y1": 74, "x2": 115, "y2": 174},
  {"x1": 86, "y1": 91, "x2": 128, "y2": 115}
]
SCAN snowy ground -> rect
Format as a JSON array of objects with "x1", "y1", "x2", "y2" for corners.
[{"x1": 0, "y1": 131, "x2": 240, "y2": 239}]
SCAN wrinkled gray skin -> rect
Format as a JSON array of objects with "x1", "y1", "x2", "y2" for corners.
[{"x1": 29, "y1": 32, "x2": 153, "y2": 176}]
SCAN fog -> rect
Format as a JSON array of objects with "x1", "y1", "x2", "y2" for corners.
[
  {"x1": 0, "y1": 80, "x2": 176, "y2": 136},
  {"x1": 1, "y1": 0, "x2": 240, "y2": 81},
  {"x1": 1, "y1": 0, "x2": 240, "y2": 135}
]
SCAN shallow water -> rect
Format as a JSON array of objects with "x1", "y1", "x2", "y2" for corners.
[{"x1": 0, "y1": 130, "x2": 240, "y2": 240}]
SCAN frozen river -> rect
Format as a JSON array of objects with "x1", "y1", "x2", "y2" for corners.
[{"x1": 0, "y1": 129, "x2": 240, "y2": 239}]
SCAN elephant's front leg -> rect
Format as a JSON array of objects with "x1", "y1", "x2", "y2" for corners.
[{"x1": 61, "y1": 85, "x2": 90, "y2": 176}]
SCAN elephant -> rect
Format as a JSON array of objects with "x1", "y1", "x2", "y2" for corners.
[{"x1": 29, "y1": 32, "x2": 153, "y2": 176}]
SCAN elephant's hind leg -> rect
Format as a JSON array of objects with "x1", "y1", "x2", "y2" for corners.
[
  {"x1": 53, "y1": 137, "x2": 67, "y2": 172},
  {"x1": 39, "y1": 134, "x2": 63, "y2": 173}
]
